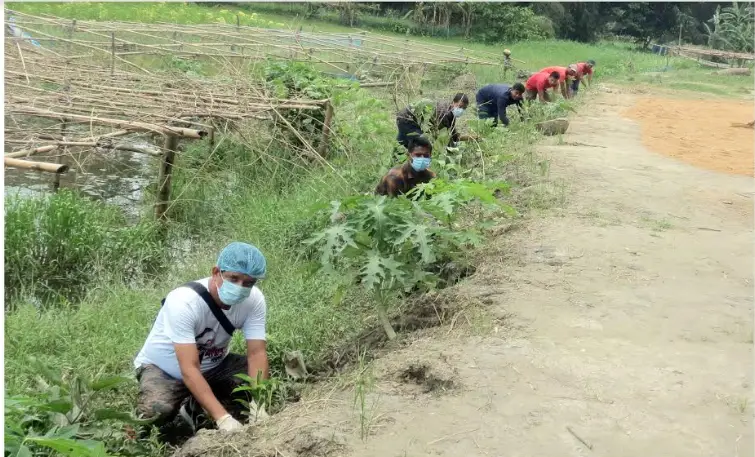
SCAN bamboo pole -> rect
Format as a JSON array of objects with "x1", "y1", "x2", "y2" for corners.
[
  {"x1": 155, "y1": 134, "x2": 178, "y2": 222},
  {"x1": 6, "y1": 140, "x2": 96, "y2": 147},
  {"x1": 318, "y1": 100, "x2": 334, "y2": 158},
  {"x1": 4, "y1": 145, "x2": 59, "y2": 158},
  {"x1": 17, "y1": 23, "x2": 153, "y2": 74},
  {"x1": 110, "y1": 31, "x2": 115, "y2": 76},
  {"x1": 79, "y1": 129, "x2": 131, "y2": 142},
  {"x1": 10, "y1": 107, "x2": 208, "y2": 138},
  {"x1": 4, "y1": 157, "x2": 69, "y2": 174}
]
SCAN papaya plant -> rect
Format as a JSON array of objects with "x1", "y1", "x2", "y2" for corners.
[{"x1": 304, "y1": 179, "x2": 513, "y2": 340}]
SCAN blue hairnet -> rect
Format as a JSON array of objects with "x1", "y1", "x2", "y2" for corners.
[{"x1": 217, "y1": 242, "x2": 266, "y2": 279}]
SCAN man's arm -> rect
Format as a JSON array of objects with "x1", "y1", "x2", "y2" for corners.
[
  {"x1": 163, "y1": 298, "x2": 229, "y2": 422},
  {"x1": 586, "y1": 73, "x2": 592, "y2": 86},
  {"x1": 175, "y1": 344, "x2": 228, "y2": 421},
  {"x1": 446, "y1": 113, "x2": 460, "y2": 144},
  {"x1": 560, "y1": 81, "x2": 568, "y2": 99},
  {"x1": 538, "y1": 88, "x2": 548, "y2": 103},
  {"x1": 247, "y1": 340, "x2": 269, "y2": 381},
  {"x1": 516, "y1": 100, "x2": 525, "y2": 121},
  {"x1": 496, "y1": 96, "x2": 511, "y2": 126},
  {"x1": 376, "y1": 174, "x2": 402, "y2": 197}
]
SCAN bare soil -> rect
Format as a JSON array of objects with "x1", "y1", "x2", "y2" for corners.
[
  {"x1": 624, "y1": 96, "x2": 754, "y2": 176},
  {"x1": 175, "y1": 87, "x2": 754, "y2": 457}
]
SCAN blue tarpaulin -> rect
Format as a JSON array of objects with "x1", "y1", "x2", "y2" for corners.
[{"x1": 6, "y1": 16, "x2": 42, "y2": 47}]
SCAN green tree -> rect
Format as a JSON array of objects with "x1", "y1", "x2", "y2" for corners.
[
  {"x1": 609, "y1": 2, "x2": 682, "y2": 49},
  {"x1": 705, "y1": 2, "x2": 755, "y2": 53}
]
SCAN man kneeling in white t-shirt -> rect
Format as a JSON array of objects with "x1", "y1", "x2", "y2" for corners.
[{"x1": 134, "y1": 242, "x2": 270, "y2": 437}]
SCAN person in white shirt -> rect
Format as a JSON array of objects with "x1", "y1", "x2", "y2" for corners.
[{"x1": 134, "y1": 242, "x2": 270, "y2": 436}]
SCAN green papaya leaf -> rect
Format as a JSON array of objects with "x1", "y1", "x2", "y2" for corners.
[
  {"x1": 50, "y1": 424, "x2": 80, "y2": 439},
  {"x1": 25, "y1": 437, "x2": 110, "y2": 457},
  {"x1": 14, "y1": 444, "x2": 32, "y2": 457},
  {"x1": 92, "y1": 409, "x2": 154, "y2": 425},
  {"x1": 43, "y1": 399, "x2": 73, "y2": 414}
]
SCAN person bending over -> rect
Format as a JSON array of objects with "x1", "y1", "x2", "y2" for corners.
[
  {"x1": 396, "y1": 93, "x2": 469, "y2": 150},
  {"x1": 524, "y1": 71, "x2": 560, "y2": 104},
  {"x1": 134, "y1": 242, "x2": 270, "y2": 439},
  {"x1": 475, "y1": 82, "x2": 525, "y2": 127}
]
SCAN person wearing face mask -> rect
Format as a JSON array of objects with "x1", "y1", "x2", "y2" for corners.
[
  {"x1": 376, "y1": 135, "x2": 435, "y2": 198},
  {"x1": 133, "y1": 242, "x2": 270, "y2": 439},
  {"x1": 475, "y1": 82, "x2": 526, "y2": 127},
  {"x1": 395, "y1": 93, "x2": 469, "y2": 152}
]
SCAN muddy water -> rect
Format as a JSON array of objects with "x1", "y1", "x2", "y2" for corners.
[{"x1": 4, "y1": 143, "x2": 158, "y2": 220}]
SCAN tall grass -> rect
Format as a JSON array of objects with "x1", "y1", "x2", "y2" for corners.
[{"x1": 4, "y1": 190, "x2": 165, "y2": 307}]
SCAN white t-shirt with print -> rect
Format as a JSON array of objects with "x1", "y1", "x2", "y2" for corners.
[{"x1": 133, "y1": 277, "x2": 266, "y2": 380}]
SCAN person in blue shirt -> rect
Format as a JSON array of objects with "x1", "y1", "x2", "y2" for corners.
[{"x1": 475, "y1": 83, "x2": 526, "y2": 127}]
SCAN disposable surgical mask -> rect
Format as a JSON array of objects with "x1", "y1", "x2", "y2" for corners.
[
  {"x1": 411, "y1": 157, "x2": 431, "y2": 172},
  {"x1": 452, "y1": 107, "x2": 465, "y2": 118},
  {"x1": 218, "y1": 279, "x2": 252, "y2": 306}
]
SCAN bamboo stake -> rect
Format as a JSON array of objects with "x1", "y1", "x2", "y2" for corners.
[
  {"x1": 14, "y1": 42, "x2": 30, "y2": 85},
  {"x1": 318, "y1": 100, "x2": 334, "y2": 158},
  {"x1": 155, "y1": 134, "x2": 177, "y2": 222},
  {"x1": 4, "y1": 157, "x2": 69, "y2": 174}
]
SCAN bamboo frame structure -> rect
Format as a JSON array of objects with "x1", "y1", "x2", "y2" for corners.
[
  {"x1": 4, "y1": 10, "x2": 500, "y2": 77},
  {"x1": 4, "y1": 8, "x2": 498, "y2": 221}
]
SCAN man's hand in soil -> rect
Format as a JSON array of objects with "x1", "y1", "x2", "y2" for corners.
[{"x1": 216, "y1": 414, "x2": 243, "y2": 432}]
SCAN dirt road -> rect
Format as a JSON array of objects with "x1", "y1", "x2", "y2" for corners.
[{"x1": 179, "y1": 90, "x2": 753, "y2": 457}]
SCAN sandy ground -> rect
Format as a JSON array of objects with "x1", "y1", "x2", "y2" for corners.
[
  {"x1": 624, "y1": 96, "x2": 754, "y2": 176},
  {"x1": 177, "y1": 88, "x2": 754, "y2": 457}
]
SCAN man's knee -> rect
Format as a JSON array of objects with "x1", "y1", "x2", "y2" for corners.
[
  {"x1": 137, "y1": 398, "x2": 178, "y2": 424},
  {"x1": 136, "y1": 365, "x2": 187, "y2": 424}
]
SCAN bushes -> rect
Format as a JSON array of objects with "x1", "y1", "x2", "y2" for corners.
[
  {"x1": 4, "y1": 190, "x2": 164, "y2": 308},
  {"x1": 470, "y1": 4, "x2": 554, "y2": 44}
]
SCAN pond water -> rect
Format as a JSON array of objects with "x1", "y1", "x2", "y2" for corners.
[{"x1": 4, "y1": 143, "x2": 159, "y2": 221}]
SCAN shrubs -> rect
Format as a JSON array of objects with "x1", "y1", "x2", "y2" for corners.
[{"x1": 4, "y1": 190, "x2": 164, "y2": 308}]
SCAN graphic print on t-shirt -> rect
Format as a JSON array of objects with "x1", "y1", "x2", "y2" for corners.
[{"x1": 196, "y1": 327, "x2": 226, "y2": 364}]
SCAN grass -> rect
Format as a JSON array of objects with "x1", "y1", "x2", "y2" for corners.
[
  {"x1": 3, "y1": 3, "x2": 742, "y2": 455},
  {"x1": 353, "y1": 349, "x2": 380, "y2": 440}
]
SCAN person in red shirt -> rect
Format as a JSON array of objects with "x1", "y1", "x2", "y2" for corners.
[
  {"x1": 538, "y1": 65, "x2": 578, "y2": 99},
  {"x1": 571, "y1": 60, "x2": 596, "y2": 95},
  {"x1": 524, "y1": 71, "x2": 560, "y2": 104}
]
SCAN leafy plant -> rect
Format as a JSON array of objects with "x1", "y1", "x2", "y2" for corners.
[
  {"x1": 5, "y1": 358, "x2": 151, "y2": 457},
  {"x1": 263, "y1": 61, "x2": 339, "y2": 152},
  {"x1": 304, "y1": 179, "x2": 512, "y2": 340},
  {"x1": 232, "y1": 373, "x2": 281, "y2": 420},
  {"x1": 704, "y1": 2, "x2": 755, "y2": 54}
]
